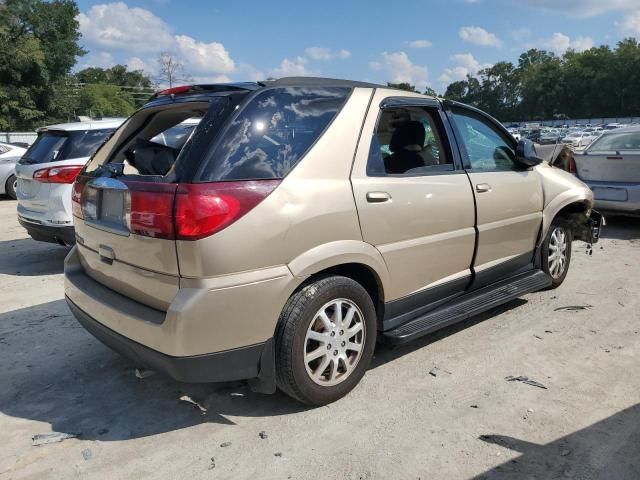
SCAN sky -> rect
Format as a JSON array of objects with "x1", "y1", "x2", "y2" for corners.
[{"x1": 74, "y1": 0, "x2": 640, "y2": 92}]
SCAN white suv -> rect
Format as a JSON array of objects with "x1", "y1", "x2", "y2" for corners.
[{"x1": 16, "y1": 119, "x2": 125, "y2": 245}]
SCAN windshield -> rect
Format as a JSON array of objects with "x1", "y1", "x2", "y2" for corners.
[
  {"x1": 20, "y1": 129, "x2": 114, "y2": 165},
  {"x1": 589, "y1": 132, "x2": 640, "y2": 152}
]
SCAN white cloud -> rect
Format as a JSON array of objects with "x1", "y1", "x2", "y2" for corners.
[
  {"x1": 369, "y1": 51, "x2": 429, "y2": 88},
  {"x1": 304, "y1": 47, "x2": 351, "y2": 61},
  {"x1": 78, "y1": 2, "x2": 174, "y2": 52},
  {"x1": 459, "y1": 26, "x2": 502, "y2": 47},
  {"x1": 617, "y1": 10, "x2": 640, "y2": 34},
  {"x1": 270, "y1": 56, "x2": 312, "y2": 78},
  {"x1": 173, "y1": 35, "x2": 235, "y2": 74},
  {"x1": 439, "y1": 53, "x2": 489, "y2": 83},
  {"x1": 407, "y1": 39, "x2": 433, "y2": 48},
  {"x1": 126, "y1": 56, "x2": 153, "y2": 73},
  {"x1": 515, "y1": 0, "x2": 637, "y2": 17},
  {"x1": 79, "y1": 2, "x2": 239, "y2": 81},
  {"x1": 541, "y1": 32, "x2": 594, "y2": 53}
]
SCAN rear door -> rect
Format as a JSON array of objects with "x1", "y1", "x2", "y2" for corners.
[
  {"x1": 447, "y1": 105, "x2": 543, "y2": 288},
  {"x1": 351, "y1": 93, "x2": 476, "y2": 310},
  {"x1": 71, "y1": 97, "x2": 232, "y2": 311}
]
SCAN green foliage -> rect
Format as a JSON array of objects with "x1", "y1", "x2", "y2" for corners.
[
  {"x1": 77, "y1": 84, "x2": 136, "y2": 118},
  {"x1": 0, "y1": 0, "x2": 85, "y2": 129},
  {"x1": 443, "y1": 40, "x2": 640, "y2": 121},
  {"x1": 387, "y1": 82, "x2": 418, "y2": 92}
]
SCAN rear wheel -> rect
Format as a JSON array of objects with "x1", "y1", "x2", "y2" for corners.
[
  {"x1": 275, "y1": 275, "x2": 377, "y2": 406},
  {"x1": 5, "y1": 175, "x2": 17, "y2": 200},
  {"x1": 542, "y1": 221, "x2": 572, "y2": 289}
]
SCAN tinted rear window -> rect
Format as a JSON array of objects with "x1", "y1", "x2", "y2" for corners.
[
  {"x1": 21, "y1": 129, "x2": 114, "y2": 165},
  {"x1": 199, "y1": 87, "x2": 351, "y2": 181}
]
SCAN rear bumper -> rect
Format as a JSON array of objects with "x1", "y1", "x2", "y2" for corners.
[
  {"x1": 18, "y1": 216, "x2": 75, "y2": 245},
  {"x1": 583, "y1": 180, "x2": 640, "y2": 216},
  {"x1": 66, "y1": 297, "x2": 266, "y2": 383}
]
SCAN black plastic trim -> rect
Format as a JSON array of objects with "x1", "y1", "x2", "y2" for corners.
[
  {"x1": 470, "y1": 251, "x2": 535, "y2": 291},
  {"x1": 382, "y1": 270, "x2": 551, "y2": 345},
  {"x1": 382, "y1": 275, "x2": 471, "y2": 331},
  {"x1": 67, "y1": 297, "x2": 266, "y2": 383},
  {"x1": 18, "y1": 217, "x2": 75, "y2": 246}
]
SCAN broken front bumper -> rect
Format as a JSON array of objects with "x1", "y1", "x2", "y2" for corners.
[{"x1": 582, "y1": 210, "x2": 604, "y2": 244}]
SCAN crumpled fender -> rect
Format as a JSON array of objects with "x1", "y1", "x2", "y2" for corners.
[{"x1": 537, "y1": 163, "x2": 594, "y2": 246}]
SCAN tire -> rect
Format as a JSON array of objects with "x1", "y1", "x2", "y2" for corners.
[
  {"x1": 542, "y1": 220, "x2": 573, "y2": 289},
  {"x1": 275, "y1": 275, "x2": 377, "y2": 406},
  {"x1": 5, "y1": 175, "x2": 17, "y2": 200}
]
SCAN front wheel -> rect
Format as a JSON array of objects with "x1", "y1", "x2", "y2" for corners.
[
  {"x1": 5, "y1": 175, "x2": 17, "y2": 200},
  {"x1": 542, "y1": 221, "x2": 572, "y2": 289},
  {"x1": 275, "y1": 275, "x2": 377, "y2": 406}
]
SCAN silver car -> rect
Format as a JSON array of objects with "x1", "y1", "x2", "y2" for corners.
[
  {"x1": 571, "y1": 125, "x2": 640, "y2": 216},
  {"x1": 0, "y1": 142, "x2": 27, "y2": 199}
]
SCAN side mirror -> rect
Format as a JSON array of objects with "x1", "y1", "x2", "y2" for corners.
[{"x1": 515, "y1": 138, "x2": 543, "y2": 167}]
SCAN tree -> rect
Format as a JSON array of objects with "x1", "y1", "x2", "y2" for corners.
[
  {"x1": 387, "y1": 82, "x2": 417, "y2": 92},
  {"x1": 0, "y1": 0, "x2": 85, "y2": 129},
  {"x1": 75, "y1": 64, "x2": 155, "y2": 108},
  {"x1": 77, "y1": 84, "x2": 136, "y2": 118},
  {"x1": 423, "y1": 87, "x2": 439, "y2": 97},
  {"x1": 156, "y1": 52, "x2": 191, "y2": 88}
]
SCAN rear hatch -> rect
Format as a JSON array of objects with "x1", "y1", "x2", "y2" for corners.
[
  {"x1": 71, "y1": 83, "x2": 354, "y2": 311},
  {"x1": 16, "y1": 129, "x2": 113, "y2": 213},
  {"x1": 576, "y1": 130, "x2": 640, "y2": 183},
  {"x1": 71, "y1": 87, "x2": 252, "y2": 311}
]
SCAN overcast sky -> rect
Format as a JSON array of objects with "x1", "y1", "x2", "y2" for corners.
[{"x1": 75, "y1": 0, "x2": 640, "y2": 91}]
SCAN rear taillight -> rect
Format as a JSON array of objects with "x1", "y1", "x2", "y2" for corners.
[
  {"x1": 174, "y1": 180, "x2": 280, "y2": 240},
  {"x1": 126, "y1": 181, "x2": 178, "y2": 239},
  {"x1": 33, "y1": 165, "x2": 84, "y2": 184},
  {"x1": 71, "y1": 176, "x2": 89, "y2": 219},
  {"x1": 569, "y1": 156, "x2": 577, "y2": 174}
]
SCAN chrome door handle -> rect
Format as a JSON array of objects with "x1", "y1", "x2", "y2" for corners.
[
  {"x1": 366, "y1": 191, "x2": 392, "y2": 203},
  {"x1": 476, "y1": 183, "x2": 492, "y2": 193}
]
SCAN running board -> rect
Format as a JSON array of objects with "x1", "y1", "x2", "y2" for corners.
[{"x1": 382, "y1": 270, "x2": 551, "y2": 345}]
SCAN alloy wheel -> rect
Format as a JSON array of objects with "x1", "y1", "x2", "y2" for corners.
[
  {"x1": 548, "y1": 227, "x2": 568, "y2": 279},
  {"x1": 304, "y1": 299, "x2": 366, "y2": 387}
]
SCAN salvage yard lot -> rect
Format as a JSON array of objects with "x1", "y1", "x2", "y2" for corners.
[{"x1": 1, "y1": 198, "x2": 639, "y2": 480}]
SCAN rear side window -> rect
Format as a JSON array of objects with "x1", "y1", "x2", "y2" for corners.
[
  {"x1": 367, "y1": 106, "x2": 452, "y2": 176},
  {"x1": 20, "y1": 129, "x2": 113, "y2": 165},
  {"x1": 589, "y1": 132, "x2": 640, "y2": 152},
  {"x1": 199, "y1": 87, "x2": 351, "y2": 181}
]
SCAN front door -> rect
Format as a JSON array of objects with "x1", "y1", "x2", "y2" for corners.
[
  {"x1": 351, "y1": 94, "x2": 476, "y2": 318},
  {"x1": 448, "y1": 105, "x2": 543, "y2": 288}
]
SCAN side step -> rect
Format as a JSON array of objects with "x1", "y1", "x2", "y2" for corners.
[{"x1": 382, "y1": 270, "x2": 551, "y2": 345}]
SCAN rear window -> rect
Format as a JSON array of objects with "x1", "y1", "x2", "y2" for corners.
[
  {"x1": 589, "y1": 132, "x2": 640, "y2": 152},
  {"x1": 199, "y1": 87, "x2": 351, "y2": 181},
  {"x1": 20, "y1": 129, "x2": 113, "y2": 165}
]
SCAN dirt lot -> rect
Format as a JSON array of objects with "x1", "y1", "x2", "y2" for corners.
[{"x1": 1, "y1": 198, "x2": 639, "y2": 480}]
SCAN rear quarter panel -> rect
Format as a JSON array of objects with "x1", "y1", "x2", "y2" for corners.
[{"x1": 176, "y1": 87, "x2": 377, "y2": 280}]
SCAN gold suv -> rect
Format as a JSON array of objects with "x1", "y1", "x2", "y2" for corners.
[{"x1": 64, "y1": 78, "x2": 602, "y2": 405}]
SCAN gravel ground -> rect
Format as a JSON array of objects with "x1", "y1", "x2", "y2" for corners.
[{"x1": 1, "y1": 197, "x2": 639, "y2": 480}]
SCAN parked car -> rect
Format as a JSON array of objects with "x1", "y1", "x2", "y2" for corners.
[
  {"x1": 0, "y1": 141, "x2": 27, "y2": 199},
  {"x1": 566, "y1": 125, "x2": 640, "y2": 216},
  {"x1": 507, "y1": 128, "x2": 521, "y2": 141},
  {"x1": 15, "y1": 119, "x2": 125, "y2": 245},
  {"x1": 64, "y1": 78, "x2": 602, "y2": 406},
  {"x1": 561, "y1": 131, "x2": 592, "y2": 148},
  {"x1": 538, "y1": 132, "x2": 562, "y2": 145}
]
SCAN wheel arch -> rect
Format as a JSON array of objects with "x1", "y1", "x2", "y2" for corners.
[
  {"x1": 287, "y1": 240, "x2": 389, "y2": 322},
  {"x1": 540, "y1": 191, "x2": 592, "y2": 246}
]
